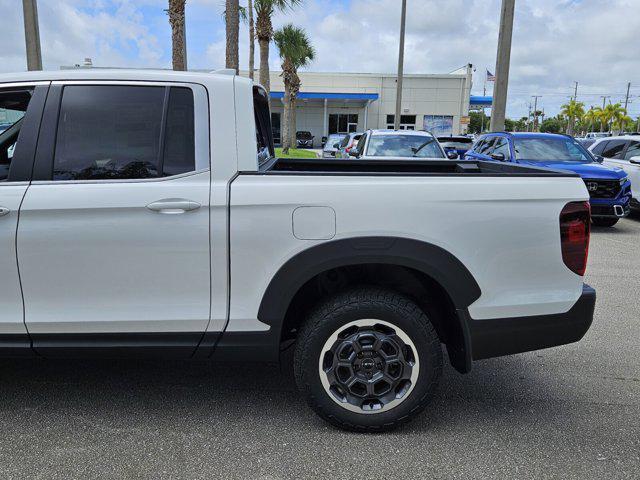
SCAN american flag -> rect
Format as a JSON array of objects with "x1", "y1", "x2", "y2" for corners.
[{"x1": 486, "y1": 70, "x2": 496, "y2": 82}]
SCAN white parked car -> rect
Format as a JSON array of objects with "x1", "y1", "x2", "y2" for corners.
[
  {"x1": 589, "y1": 135, "x2": 640, "y2": 209},
  {"x1": 0, "y1": 69, "x2": 595, "y2": 431},
  {"x1": 348, "y1": 129, "x2": 455, "y2": 160},
  {"x1": 584, "y1": 132, "x2": 611, "y2": 140},
  {"x1": 322, "y1": 133, "x2": 346, "y2": 158}
]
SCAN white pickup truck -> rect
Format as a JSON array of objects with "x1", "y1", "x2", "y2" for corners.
[{"x1": 0, "y1": 70, "x2": 595, "y2": 431}]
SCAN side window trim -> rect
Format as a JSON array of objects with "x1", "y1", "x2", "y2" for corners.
[{"x1": 33, "y1": 81, "x2": 207, "y2": 183}]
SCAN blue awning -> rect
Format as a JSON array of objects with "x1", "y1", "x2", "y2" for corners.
[
  {"x1": 270, "y1": 91, "x2": 379, "y2": 101},
  {"x1": 470, "y1": 95, "x2": 492, "y2": 106}
]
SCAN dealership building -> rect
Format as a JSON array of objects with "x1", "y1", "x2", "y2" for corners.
[{"x1": 259, "y1": 66, "x2": 490, "y2": 147}]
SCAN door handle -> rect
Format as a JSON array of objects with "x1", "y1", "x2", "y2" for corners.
[
  {"x1": 146, "y1": 199, "x2": 201, "y2": 214},
  {"x1": 0, "y1": 207, "x2": 9, "y2": 217}
]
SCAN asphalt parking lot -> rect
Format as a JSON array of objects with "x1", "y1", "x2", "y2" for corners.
[{"x1": 0, "y1": 216, "x2": 638, "y2": 480}]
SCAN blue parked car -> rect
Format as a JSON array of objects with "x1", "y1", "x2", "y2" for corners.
[
  {"x1": 437, "y1": 135, "x2": 474, "y2": 158},
  {"x1": 465, "y1": 132, "x2": 632, "y2": 227}
]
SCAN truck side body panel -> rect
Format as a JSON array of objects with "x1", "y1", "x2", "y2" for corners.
[{"x1": 227, "y1": 174, "x2": 588, "y2": 337}]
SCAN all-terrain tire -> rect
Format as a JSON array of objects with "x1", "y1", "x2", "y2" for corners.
[{"x1": 294, "y1": 287, "x2": 443, "y2": 432}]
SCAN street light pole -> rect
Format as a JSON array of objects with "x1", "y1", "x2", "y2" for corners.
[
  {"x1": 394, "y1": 0, "x2": 407, "y2": 131},
  {"x1": 489, "y1": 0, "x2": 515, "y2": 132},
  {"x1": 22, "y1": 0, "x2": 42, "y2": 71}
]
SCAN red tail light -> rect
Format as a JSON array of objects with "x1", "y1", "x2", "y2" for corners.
[{"x1": 560, "y1": 202, "x2": 591, "y2": 276}]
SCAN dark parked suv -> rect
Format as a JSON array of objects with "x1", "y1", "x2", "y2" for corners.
[{"x1": 296, "y1": 131, "x2": 314, "y2": 148}]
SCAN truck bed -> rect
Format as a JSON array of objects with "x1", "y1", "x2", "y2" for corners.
[{"x1": 257, "y1": 157, "x2": 579, "y2": 177}]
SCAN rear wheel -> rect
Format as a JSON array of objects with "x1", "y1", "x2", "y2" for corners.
[
  {"x1": 592, "y1": 217, "x2": 619, "y2": 227},
  {"x1": 294, "y1": 287, "x2": 442, "y2": 432}
]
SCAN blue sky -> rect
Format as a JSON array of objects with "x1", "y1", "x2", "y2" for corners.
[{"x1": 1, "y1": 0, "x2": 639, "y2": 119}]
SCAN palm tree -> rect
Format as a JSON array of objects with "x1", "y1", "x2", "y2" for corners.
[
  {"x1": 274, "y1": 24, "x2": 315, "y2": 154},
  {"x1": 248, "y1": 0, "x2": 255, "y2": 80},
  {"x1": 167, "y1": 0, "x2": 187, "y2": 71},
  {"x1": 225, "y1": 0, "x2": 240, "y2": 73},
  {"x1": 613, "y1": 114, "x2": 633, "y2": 132},
  {"x1": 600, "y1": 103, "x2": 627, "y2": 133},
  {"x1": 582, "y1": 107, "x2": 596, "y2": 133},
  {"x1": 254, "y1": 0, "x2": 303, "y2": 101},
  {"x1": 560, "y1": 99, "x2": 585, "y2": 136}
]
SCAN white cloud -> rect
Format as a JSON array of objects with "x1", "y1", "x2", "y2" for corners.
[{"x1": 0, "y1": 0, "x2": 164, "y2": 71}]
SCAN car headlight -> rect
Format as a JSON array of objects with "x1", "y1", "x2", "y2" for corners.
[{"x1": 619, "y1": 176, "x2": 629, "y2": 186}]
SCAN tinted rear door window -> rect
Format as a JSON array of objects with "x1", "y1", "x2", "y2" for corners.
[{"x1": 53, "y1": 85, "x2": 195, "y2": 180}]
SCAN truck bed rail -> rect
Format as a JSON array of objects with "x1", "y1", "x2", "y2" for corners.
[{"x1": 255, "y1": 157, "x2": 580, "y2": 177}]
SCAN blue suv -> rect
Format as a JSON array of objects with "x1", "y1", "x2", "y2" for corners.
[{"x1": 465, "y1": 132, "x2": 632, "y2": 227}]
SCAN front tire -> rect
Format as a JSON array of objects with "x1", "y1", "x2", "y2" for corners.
[
  {"x1": 294, "y1": 287, "x2": 443, "y2": 432},
  {"x1": 592, "y1": 217, "x2": 619, "y2": 227}
]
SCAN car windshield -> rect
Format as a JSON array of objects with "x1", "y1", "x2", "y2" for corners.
[
  {"x1": 439, "y1": 140, "x2": 472, "y2": 149},
  {"x1": 366, "y1": 134, "x2": 444, "y2": 158},
  {"x1": 297, "y1": 131, "x2": 312, "y2": 139},
  {"x1": 513, "y1": 137, "x2": 594, "y2": 163},
  {"x1": 325, "y1": 134, "x2": 345, "y2": 149}
]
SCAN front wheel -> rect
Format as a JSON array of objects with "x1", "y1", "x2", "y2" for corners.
[
  {"x1": 294, "y1": 287, "x2": 443, "y2": 432},
  {"x1": 592, "y1": 217, "x2": 619, "y2": 227}
]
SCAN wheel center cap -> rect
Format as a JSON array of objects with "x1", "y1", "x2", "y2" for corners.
[{"x1": 362, "y1": 358, "x2": 376, "y2": 370}]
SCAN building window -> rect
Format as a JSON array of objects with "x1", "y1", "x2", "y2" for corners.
[
  {"x1": 423, "y1": 115, "x2": 454, "y2": 135},
  {"x1": 271, "y1": 113, "x2": 281, "y2": 145},
  {"x1": 386, "y1": 114, "x2": 416, "y2": 130},
  {"x1": 329, "y1": 114, "x2": 358, "y2": 134}
]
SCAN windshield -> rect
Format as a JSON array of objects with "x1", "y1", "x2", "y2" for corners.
[
  {"x1": 513, "y1": 137, "x2": 594, "y2": 163},
  {"x1": 296, "y1": 131, "x2": 312, "y2": 139},
  {"x1": 366, "y1": 134, "x2": 444, "y2": 158},
  {"x1": 439, "y1": 140, "x2": 472, "y2": 149},
  {"x1": 326, "y1": 134, "x2": 345, "y2": 147}
]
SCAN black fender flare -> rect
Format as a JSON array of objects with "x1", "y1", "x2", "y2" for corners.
[{"x1": 257, "y1": 236, "x2": 481, "y2": 371}]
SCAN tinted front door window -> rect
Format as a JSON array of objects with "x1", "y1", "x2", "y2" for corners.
[
  {"x1": 601, "y1": 140, "x2": 627, "y2": 159},
  {"x1": 54, "y1": 86, "x2": 164, "y2": 180}
]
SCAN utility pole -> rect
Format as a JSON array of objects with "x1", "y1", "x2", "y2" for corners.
[
  {"x1": 623, "y1": 82, "x2": 631, "y2": 111},
  {"x1": 621, "y1": 82, "x2": 631, "y2": 133},
  {"x1": 394, "y1": 0, "x2": 407, "y2": 130},
  {"x1": 532, "y1": 95, "x2": 541, "y2": 131},
  {"x1": 527, "y1": 102, "x2": 532, "y2": 132},
  {"x1": 489, "y1": 0, "x2": 516, "y2": 132},
  {"x1": 599, "y1": 96, "x2": 610, "y2": 132},
  {"x1": 22, "y1": 0, "x2": 42, "y2": 71},
  {"x1": 573, "y1": 81, "x2": 578, "y2": 101}
]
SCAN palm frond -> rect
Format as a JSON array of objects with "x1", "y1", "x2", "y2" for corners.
[{"x1": 273, "y1": 24, "x2": 315, "y2": 69}]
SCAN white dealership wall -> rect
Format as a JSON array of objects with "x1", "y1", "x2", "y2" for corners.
[{"x1": 252, "y1": 68, "x2": 473, "y2": 146}]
